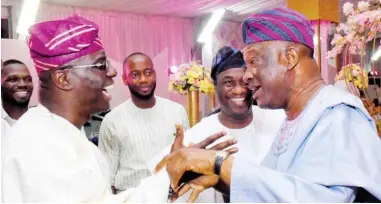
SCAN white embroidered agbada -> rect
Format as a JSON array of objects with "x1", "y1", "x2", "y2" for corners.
[
  {"x1": 2, "y1": 105, "x2": 169, "y2": 202},
  {"x1": 230, "y1": 86, "x2": 381, "y2": 202},
  {"x1": 148, "y1": 105, "x2": 286, "y2": 202}
]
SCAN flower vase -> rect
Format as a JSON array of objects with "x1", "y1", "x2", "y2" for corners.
[
  {"x1": 209, "y1": 93, "x2": 216, "y2": 113},
  {"x1": 187, "y1": 90, "x2": 200, "y2": 127}
]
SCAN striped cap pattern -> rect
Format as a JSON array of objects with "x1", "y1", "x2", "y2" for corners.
[
  {"x1": 27, "y1": 15, "x2": 104, "y2": 74},
  {"x1": 242, "y1": 8, "x2": 314, "y2": 50}
]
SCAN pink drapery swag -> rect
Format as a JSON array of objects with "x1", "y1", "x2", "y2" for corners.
[
  {"x1": 311, "y1": 20, "x2": 336, "y2": 84},
  {"x1": 213, "y1": 21, "x2": 245, "y2": 52},
  {"x1": 35, "y1": 3, "x2": 194, "y2": 106},
  {"x1": 36, "y1": 3, "x2": 194, "y2": 66}
]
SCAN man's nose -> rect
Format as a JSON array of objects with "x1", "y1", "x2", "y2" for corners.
[
  {"x1": 18, "y1": 79, "x2": 28, "y2": 87},
  {"x1": 107, "y1": 66, "x2": 117, "y2": 78},
  {"x1": 139, "y1": 75, "x2": 148, "y2": 83},
  {"x1": 243, "y1": 71, "x2": 254, "y2": 84},
  {"x1": 232, "y1": 84, "x2": 246, "y2": 95}
]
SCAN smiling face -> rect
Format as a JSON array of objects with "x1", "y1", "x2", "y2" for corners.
[
  {"x1": 1, "y1": 63, "x2": 34, "y2": 106},
  {"x1": 217, "y1": 68, "x2": 252, "y2": 119},
  {"x1": 59, "y1": 50, "x2": 116, "y2": 113},
  {"x1": 122, "y1": 54, "x2": 156, "y2": 100},
  {"x1": 242, "y1": 41, "x2": 290, "y2": 109}
]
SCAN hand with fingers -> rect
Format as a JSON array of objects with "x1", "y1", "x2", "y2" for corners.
[
  {"x1": 170, "y1": 173, "x2": 219, "y2": 202},
  {"x1": 156, "y1": 147, "x2": 222, "y2": 203},
  {"x1": 164, "y1": 124, "x2": 236, "y2": 202},
  {"x1": 170, "y1": 124, "x2": 238, "y2": 154}
]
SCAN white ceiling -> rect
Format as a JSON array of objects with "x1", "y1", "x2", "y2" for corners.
[
  {"x1": 40, "y1": 0, "x2": 287, "y2": 22},
  {"x1": 2, "y1": 0, "x2": 357, "y2": 22}
]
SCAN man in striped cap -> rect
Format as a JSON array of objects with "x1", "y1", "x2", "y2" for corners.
[
  {"x1": 2, "y1": 15, "x2": 169, "y2": 203},
  {"x1": 1, "y1": 15, "x2": 122, "y2": 202},
  {"x1": 155, "y1": 8, "x2": 381, "y2": 202},
  {"x1": 2, "y1": 16, "x2": 237, "y2": 203}
]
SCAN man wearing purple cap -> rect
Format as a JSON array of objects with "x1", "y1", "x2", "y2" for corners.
[
  {"x1": 1, "y1": 16, "x2": 237, "y2": 203},
  {"x1": 1, "y1": 16, "x2": 171, "y2": 202},
  {"x1": 155, "y1": 8, "x2": 381, "y2": 202},
  {"x1": 2, "y1": 15, "x2": 122, "y2": 202}
]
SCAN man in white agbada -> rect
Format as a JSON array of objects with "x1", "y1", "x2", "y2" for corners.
[
  {"x1": 1, "y1": 59, "x2": 34, "y2": 163},
  {"x1": 1, "y1": 59, "x2": 34, "y2": 127},
  {"x1": 98, "y1": 52, "x2": 189, "y2": 194},
  {"x1": 1, "y1": 15, "x2": 142, "y2": 202},
  {"x1": 155, "y1": 8, "x2": 381, "y2": 203},
  {"x1": 0, "y1": 16, "x2": 163, "y2": 202},
  {"x1": 149, "y1": 46, "x2": 285, "y2": 202},
  {"x1": 2, "y1": 16, "x2": 237, "y2": 203}
]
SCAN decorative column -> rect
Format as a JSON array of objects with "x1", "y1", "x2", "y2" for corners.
[{"x1": 287, "y1": 0, "x2": 339, "y2": 84}]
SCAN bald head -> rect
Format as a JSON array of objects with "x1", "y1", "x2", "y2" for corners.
[
  {"x1": 122, "y1": 52, "x2": 156, "y2": 100},
  {"x1": 123, "y1": 53, "x2": 152, "y2": 73}
]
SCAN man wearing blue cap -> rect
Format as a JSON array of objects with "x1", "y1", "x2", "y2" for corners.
[
  {"x1": 150, "y1": 46, "x2": 285, "y2": 203},
  {"x1": 155, "y1": 8, "x2": 381, "y2": 202}
]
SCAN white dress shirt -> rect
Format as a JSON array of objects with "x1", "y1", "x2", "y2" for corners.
[
  {"x1": 2, "y1": 104, "x2": 169, "y2": 202},
  {"x1": 99, "y1": 96, "x2": 189, "y2": 191},
  {"x1": 1, "y1": 106, "x2": 17, "y2": 127},
  {"x1": 1, "y1": 105, "x2": 17, "y2": 170}
]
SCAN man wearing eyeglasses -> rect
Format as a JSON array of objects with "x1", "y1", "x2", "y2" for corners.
[
  {"x1": 1, "y1": 15, "x2": 170, "y2": 202},
  {"x1": 2, "y1": 15, "x2": 237, "y2": 203},
  {"x1": 1, "y1": 15, "x2": 118, "y2": 202}
]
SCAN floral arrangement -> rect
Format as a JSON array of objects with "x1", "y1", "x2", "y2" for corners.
[
  {"x1": 168, "y1": 62, "x2": 215, "y2": 95},
  {"x1": 335, "y1": 64, "x2": 369, "y2": 89},
  {"x1": 328, "y1": 0, "x2": 381, "y2": 58},
  {"x1": 329, "y1": 0, "x2": 381, "y2": 137}
]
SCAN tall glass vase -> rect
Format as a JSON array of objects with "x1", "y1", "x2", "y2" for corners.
[
  {"x1": 187, "y1": 90, "x2": 200, "y2": 127},
  {"x1": 209, "y1": 93, "x2": 216, "y2": 113}
]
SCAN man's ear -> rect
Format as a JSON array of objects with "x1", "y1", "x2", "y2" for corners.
[
  {"x1": 51, "y1": 70, "x2": 74, "y2": 91},
  {"x1": 122, "y1": 74, "x2": 128, "y2": 86},
  {"x1": 285, "y1": 46, "x2": 299, "y2": 71}
]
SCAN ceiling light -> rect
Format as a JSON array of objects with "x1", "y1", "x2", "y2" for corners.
[
  {"x1": 197, "y1": 9, "x2": 225, "y2": 43},
  {"x1": 17, "y1": 0, "x2": 41, "y2": 39}
]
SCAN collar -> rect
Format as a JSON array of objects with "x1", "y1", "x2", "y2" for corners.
[
  {"x1": 1, "y1": 105, "x2": 8, "y2": 119},
  {"x1": 1, "y1": 105, "x2": 17, "y2": 126},
  {"x1": 36, "y1": 104, "x2": 86, "y2": 138}
]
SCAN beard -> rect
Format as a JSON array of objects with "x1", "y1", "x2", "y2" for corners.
[
  {"x1": 1, "y1": 92, "x2": 30, "y2": 107},
  {"x1": 129, "y1": 83, "x2": 156, "y2": 100}
]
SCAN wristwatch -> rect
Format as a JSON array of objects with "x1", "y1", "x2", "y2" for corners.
[{"x1": 214, "y1": 151, "x2": 229, "y2": 176}]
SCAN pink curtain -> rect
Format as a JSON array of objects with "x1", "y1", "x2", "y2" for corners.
[
  {"x1": 35, "y1": 3, "x2": 194, "y2": 107},
  {"x1": 213, "y1": 21, "x2": 244, "y2": 53},
  {"x1": 311, "y1": 20, "x2": 336, "y2": 84},
  {"x1": 36, "y1": 3, "x2": 194, "y2": 64}
]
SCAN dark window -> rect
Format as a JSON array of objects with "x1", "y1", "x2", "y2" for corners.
[{"x1": 1, "y1": 18, "x2": 10, "y2": 39}]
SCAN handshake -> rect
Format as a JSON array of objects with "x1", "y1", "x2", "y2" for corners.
[{"x1": 154, "y1": 124, "x2": 238, "y2": 202}]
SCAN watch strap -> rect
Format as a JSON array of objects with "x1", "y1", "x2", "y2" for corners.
[{"x1": 214, "y1": 155, "x2": 224, "y2": 175}]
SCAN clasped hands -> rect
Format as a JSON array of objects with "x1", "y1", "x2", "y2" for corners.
[{"x1": 155, "y1": 125, "x2": 236, "y2": 202}]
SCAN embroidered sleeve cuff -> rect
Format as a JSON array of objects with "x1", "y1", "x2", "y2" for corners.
[{"x1": 230, "y1": 154, "x2": 262, "y2": 202}]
